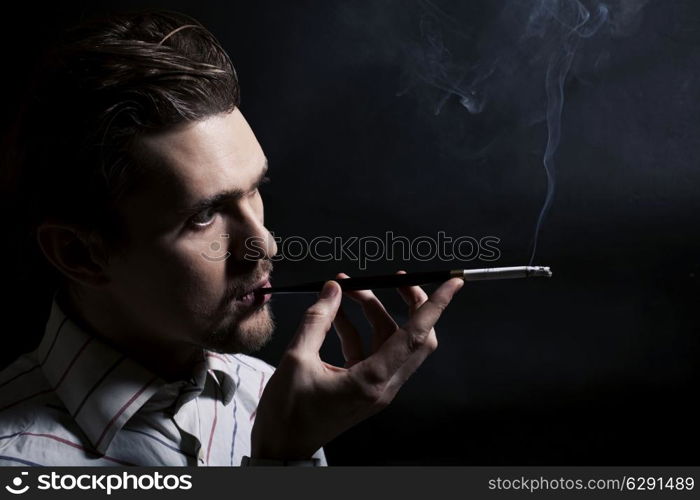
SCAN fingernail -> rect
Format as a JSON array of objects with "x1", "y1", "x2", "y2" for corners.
[{"x1": 320, "y1": 280, "x2": 339, "y2": 299}]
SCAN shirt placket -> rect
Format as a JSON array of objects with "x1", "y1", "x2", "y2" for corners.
[
  {"x1": 170, "y1": 361, "x2": 209, "y2": 465},
  {"x1": 171, "y1": 394, "x2": 204, "y2": 464}
]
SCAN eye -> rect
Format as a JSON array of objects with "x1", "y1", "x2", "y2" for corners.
[{"x1": 189, "y1": 207, "x2": 217, "y2": 228}]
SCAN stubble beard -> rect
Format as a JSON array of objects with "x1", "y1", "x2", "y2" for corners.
[{"x1": 204, "y1": 303, "x2": 275, "y2": 354}]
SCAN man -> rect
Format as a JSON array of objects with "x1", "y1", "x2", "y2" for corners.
[{"x1": 0, "y1": 9, "x2": 463, "y2": 466}]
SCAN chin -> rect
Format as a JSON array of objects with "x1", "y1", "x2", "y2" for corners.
[{"x1": 205, "y1": 304, "x2": 275, "y2": 354}]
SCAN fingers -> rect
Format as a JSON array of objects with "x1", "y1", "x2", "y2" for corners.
[
  {"x1": 403, "y1": 277, "x2": 463, "y2": 337},
  {"x1": 382, "y1": 327, "x2": 438, "y2": 399},
  {"x1": 337, "y1": 272, "x2": 398, "y2": 351},
  {"x1": 333, "y1": 305, "x2": 364, "y2": 367},
  {"x1": 288, "y1": 280, "x2": 342, "y2": 354},
  {"x1": 353, "y1": 277, "x2": 463, "y2": 384},
  {"x1": 395, "y1": 270, "x2": 428, "y2": 315}
]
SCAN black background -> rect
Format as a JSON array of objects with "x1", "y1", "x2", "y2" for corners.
[{"x1": 2, "y1": 0, "x2": 699, "y2": 465}]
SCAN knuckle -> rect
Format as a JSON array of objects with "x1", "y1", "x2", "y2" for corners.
[
  {"x1": 409, "y1": 296, "x2": 424, "y2": 309},
  {"x1": 359, "y1": 365, "x2": 384, "y2": 387},
  {"x1": 358, "y1": 382, "x2": 384, "y2": 405},
  {"x1": 303, "y1": 305, "x2": 331, "y2": 327},
  {"x1": 406, "y1": 331, "x2": 427, "y2": 353},
  {"x1": 425, "y1": 334, "x2": 438, "y2": 352},
  {"x1": 405, "y1": 329, "x2": 438, "y2": 354},
  {"x1": 304, "y1": 304, "x2": 327, "y2": 319}
]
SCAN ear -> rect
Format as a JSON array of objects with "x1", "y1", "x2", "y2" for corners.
[{"x1": 36, "y1": 223, "x2": 111, "y2": 287}]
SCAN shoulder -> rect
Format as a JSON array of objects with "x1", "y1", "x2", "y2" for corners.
[
  {"x1": 0, "y1": 353, "x2": 42, "y2": 388},
  {"x1": 0, "y1": 355, "x2": 99, "y2": 467},
  {"x1": 0, "y1": 353, "x2": 52, "y2": 416},
  {"x1": 0, "y1": 401, "x2": 95, "y2": 466},
  {"x1": 0, "y1": 403, "x2": 37, "y2": 465}
]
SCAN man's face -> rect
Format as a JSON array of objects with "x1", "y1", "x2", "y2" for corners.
[{"x1": 102, "y1": 108, "x2": 277, "y2": 354}]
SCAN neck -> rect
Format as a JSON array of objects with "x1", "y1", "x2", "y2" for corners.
[{"x1": 58, "y1": 287, "x2": 204, "y2": 383}]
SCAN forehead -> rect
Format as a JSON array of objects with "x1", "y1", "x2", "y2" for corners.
[{"x1": 136, "y1": 108, "x2": 265, "y2": 206}]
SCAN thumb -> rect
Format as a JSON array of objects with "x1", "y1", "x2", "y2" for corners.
[{"x1": 288, "y1": 280, "x2": 342, "y2": 354}]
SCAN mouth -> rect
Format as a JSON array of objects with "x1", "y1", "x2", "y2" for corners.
[{"x1": 232, "y1": 276, "x2": 271, "y2": 309}]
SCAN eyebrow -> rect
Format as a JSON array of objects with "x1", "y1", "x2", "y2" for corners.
[{"x1": 178, "y1": 160, "x2": 269, "y2": 217}]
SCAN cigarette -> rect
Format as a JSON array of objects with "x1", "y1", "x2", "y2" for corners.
[{"x1": 255, "y1": 266, "x2": 552, "y2": 295}]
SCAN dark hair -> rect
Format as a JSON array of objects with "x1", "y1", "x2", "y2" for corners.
[{"x1": 8, "y1": 9, "x2": 240, "y2": 250}]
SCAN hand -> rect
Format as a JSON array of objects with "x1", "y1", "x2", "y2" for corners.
[{"x1": 250, "y1": 272, "x2": 464, "y2": 460}]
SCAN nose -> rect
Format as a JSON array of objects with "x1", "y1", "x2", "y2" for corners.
[{"x1": 226, "y1": 206, "x2": 277, "y2": 264}]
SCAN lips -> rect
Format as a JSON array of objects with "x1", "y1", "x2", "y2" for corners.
[{"x1": 233, "y1": 277, "x2": 271, "y2": 308}]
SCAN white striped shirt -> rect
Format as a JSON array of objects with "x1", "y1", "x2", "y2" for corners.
[{"x1": 0, "y1": 299, "x2": 326, "y2": 466}]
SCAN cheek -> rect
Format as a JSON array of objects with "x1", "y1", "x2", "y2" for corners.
[
  {"x1": 114, "y1": 234, "x2": 230, "y2": 309},
  {"x1": 170, "y1": 234, "x2": 230, "y2": 297}
]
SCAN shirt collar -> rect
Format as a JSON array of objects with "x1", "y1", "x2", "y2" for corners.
[
  {"x1": 38, "y1": 296, "x2": 237, "y2": 455},
  {"x1": 167, "y1": 351, "x2": 237, "y2": 413}
]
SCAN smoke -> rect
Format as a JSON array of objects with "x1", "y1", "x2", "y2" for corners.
[
  {"x1": 527, "y1": 1, "x2": 609, "y2": 265},
  {"x1": 400, "y1": 0, "x2": 649, "y2": 264}
]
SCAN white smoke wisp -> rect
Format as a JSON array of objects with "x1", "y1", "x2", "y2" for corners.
[
  {"x1": 527, "y1": 1, "x2": 610, "y2": 265},
  {"x1": 401, "y1": 0, "x2": 649, "y2": 264}
]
